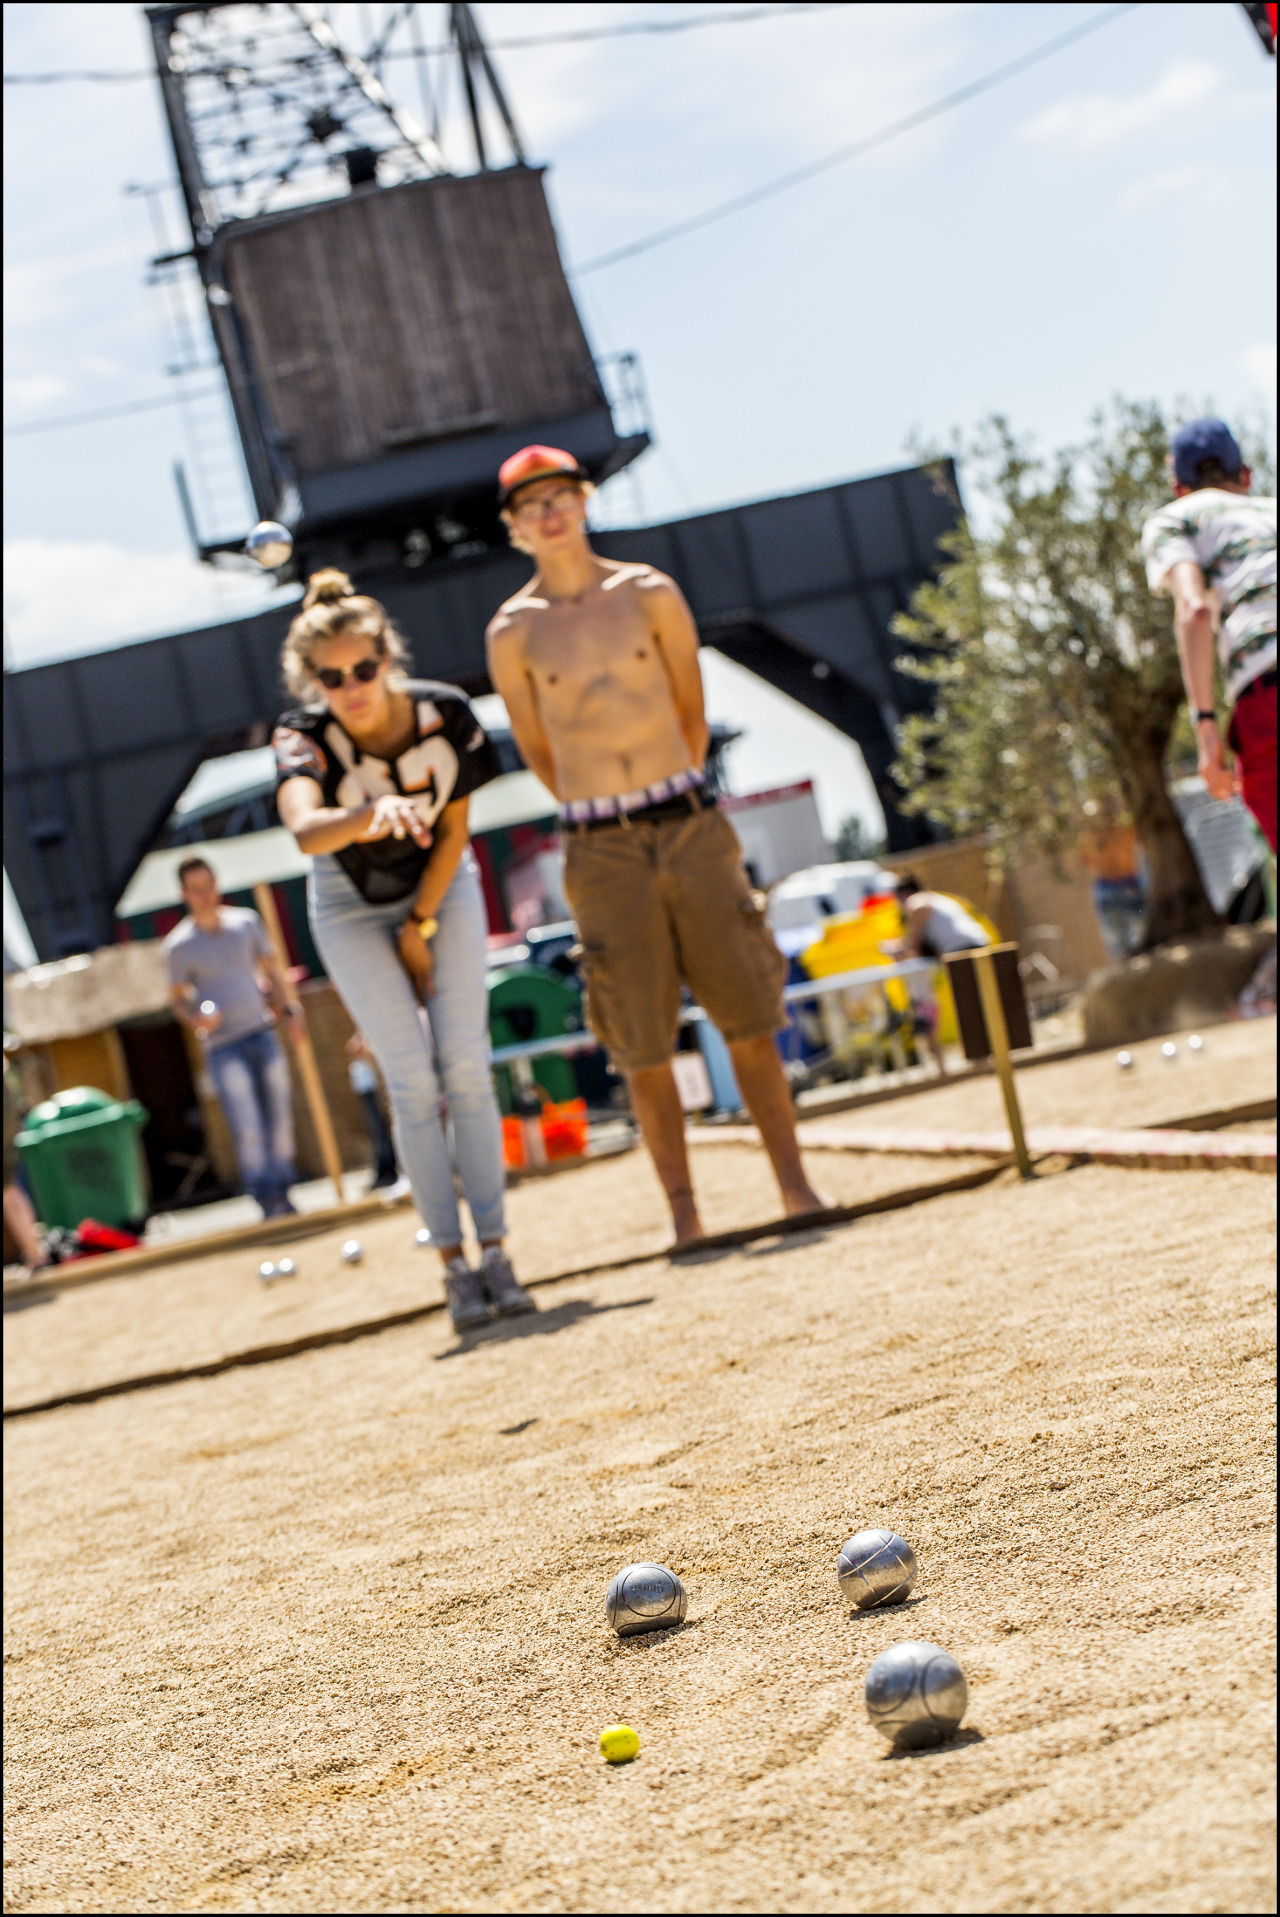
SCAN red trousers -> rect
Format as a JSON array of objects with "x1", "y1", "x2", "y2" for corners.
[{"x1": 1231, "y1": 670, "x2": 1277, "y2": 852}]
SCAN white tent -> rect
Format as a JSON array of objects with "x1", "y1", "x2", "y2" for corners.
[{"x1": 115, "y1": 828, "x2": 310, "y2": 919}]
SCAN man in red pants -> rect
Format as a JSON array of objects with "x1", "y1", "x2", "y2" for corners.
[{"x1": 1142, "y1": 417, "x2": 1276, "y2": 850}]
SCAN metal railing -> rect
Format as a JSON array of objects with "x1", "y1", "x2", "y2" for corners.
[{"x1": 489, "y1": 956, "x2": 939, "y2": 1077}]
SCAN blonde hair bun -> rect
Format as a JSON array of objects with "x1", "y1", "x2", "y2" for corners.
[
  {"x1": 303, "y1": 567, "x2": 355, "y2": 609},
  {"x1": 282, "y1": 570, "x2": 410, "y2": 699}
]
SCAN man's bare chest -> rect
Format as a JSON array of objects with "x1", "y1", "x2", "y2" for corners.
[{"x1": 524, "y1": 594, "x2": 658, "y2": 693}]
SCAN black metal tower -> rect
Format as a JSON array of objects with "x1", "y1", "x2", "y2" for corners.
[
  {"x1": 144, "y1": 2, "x2": 648, "y2": 578},
  {"x1": 5, "y1": 5, "x2": 958, "y2": 961}
]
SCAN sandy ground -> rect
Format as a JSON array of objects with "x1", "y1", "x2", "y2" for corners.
[
  {"x1": 792, "y1": 1016, "x2": 1275, "y2": 1141},
  {"x1": 4, "y1": 1152, "x2": 1275, "y2": 1914},
  {"x1": 2, "y1": 1149, "x2": 987, "y2": 1412}
]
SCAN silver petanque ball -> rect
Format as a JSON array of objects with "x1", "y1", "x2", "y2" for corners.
[
  {"x1": 837, "y1": 1529, "x2": 918, "y2": 1610},
  {"x1": 606, "y1": 1562, "x2": 687, "y2": 1637},
  {"x1": 245, "y1": 520, "x2": 292, "y2": 569},
  {"x1": 1116, "y1": 1050, "x2": 1135, "y2": 1070},
  {"x1": 340, "y1": 1239, "x2": 363, "y2": 1265},
  {"x1": 275, "y1": 1257, "x2": 297, "y2": 1277},
  {"x1": 865, "y1": 1640, "x2": 968, "y2": 1749},
  {"x1": 1161, "y1": 1041, "x2": 1179, "y2": 1062},
  {"x1": 258, "y1": 1261, "x2": 277, "y2": 1282},
  {"x1": 1188, "y1": 1033, "x2": 1204, "y2": 1052},
  {"x1": 414, "y1": 1227, "x2": 432, "y2": 1248}
]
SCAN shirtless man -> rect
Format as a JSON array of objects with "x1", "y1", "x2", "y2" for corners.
[{"x1": 485, "y1": 445, "x2": 824, "y2": 1245}]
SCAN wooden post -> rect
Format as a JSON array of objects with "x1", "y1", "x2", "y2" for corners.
[
  {"x1": 253, "y1": 882, "x2": 346, "y2": 1206},
  {"x1": 973, "y1": 947, "x2": 1034, "y2": 1179}
]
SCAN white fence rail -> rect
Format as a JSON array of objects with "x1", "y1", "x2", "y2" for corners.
[{"x1": 489, "y1": 956, "x2": 938, "y2": 1073}]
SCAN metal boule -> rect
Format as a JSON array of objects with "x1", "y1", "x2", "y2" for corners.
[
  {"x1": 837, "y1": 1529, "x2": 918, "y2": 1610},
  {"x1": 245, "y1": 520, "x2": 292, "y2": 569},
  {"x1": 258, "y1": 1261, "x2": 277, "y2": 1282},
  {"x1": 340, "y1": 1239, "x2": 364, "y2": 1265},
  {"x1": 865, "y1": 1640, "x2": 968, "y2": 1749},
  {"x1": 414, "y1": 1228, "x2": 431, "y2": 1248},
  {"x1": 1116, "y1": 1050, "x2": 1134, "y2": 1070},
  {"x1": 606, "y1": 1562, "x2": 687, "y2": 1637},
  {"x1": 1161, "y1": 1041, "x2": 1179, "y2": 1061},
  {"x1": 275, "y1": 1257, "x2": 296, "y2": 1276}
]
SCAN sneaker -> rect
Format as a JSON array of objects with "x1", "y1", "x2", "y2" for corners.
[
  {"x1": 443, "y1": 1257, "x2": 490, "y2": 1332},
  {"x1": 480, "y1": 1246, "x2": 537, "y2": 1318}
]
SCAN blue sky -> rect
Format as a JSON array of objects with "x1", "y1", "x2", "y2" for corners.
[{"x1": 4, "y1": 1, "x2": 1276, "y2": 853}]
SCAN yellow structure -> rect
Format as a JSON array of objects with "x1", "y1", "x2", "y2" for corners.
[{"x1": 801, "y1": 892, "x2": 999, "y2": 1057}]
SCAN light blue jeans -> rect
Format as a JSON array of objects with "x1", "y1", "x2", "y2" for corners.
[
  {"x1": 207, "y1": 1027, "x2": 297, "y2": 1214},
  {"x1": 308, "y1": 851, "x2": 506, "y2": 1247}
]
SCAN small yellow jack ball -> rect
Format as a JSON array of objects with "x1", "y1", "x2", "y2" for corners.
[{"x1": 599, "y1": 1724, "x2": 639, "y2": 1764}]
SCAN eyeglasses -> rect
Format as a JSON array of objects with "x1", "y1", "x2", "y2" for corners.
[
  {"x1": 315, "y1": 657, "x2": 381, "y2": 690},
  {"x1": 511, "y1": 484, "x2": 582, "y2": 520}
]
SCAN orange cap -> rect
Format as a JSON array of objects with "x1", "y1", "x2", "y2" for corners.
[{"x1": 497, "y1": 444, "x2": 589, "y2": 505}]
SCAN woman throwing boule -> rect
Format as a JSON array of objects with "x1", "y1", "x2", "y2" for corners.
[{"x1": 274, "y1": 568, "x2": 535, "y2": 1331}]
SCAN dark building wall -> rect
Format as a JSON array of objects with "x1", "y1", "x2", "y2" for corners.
[{"x1": 5, "y1": 463, "x2": 959, "y2": 960}]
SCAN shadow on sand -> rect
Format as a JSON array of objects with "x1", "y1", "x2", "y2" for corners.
[
  {"x1": 883, "y1": 1725, "x2": 985, "y2": 1761},
  {"x1": 3, "y1": 1285, "x2": 58, "y2": 1315},
  {"x1": 843, "y1": 1593, "x2": 931, "y2": 1625},
  {"x1": 435, "y1": 1293, "x2": 654, "y2": 1360}
]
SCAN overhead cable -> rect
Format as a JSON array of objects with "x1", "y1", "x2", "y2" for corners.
[
  {"x1": 6, "y1": 4, "x2": 1139, "y2": 440},
  {"x1": 574, "y1": 1, "x2": 1140, "y2": 275},
  {"x1": 3, "y1": 388, "x2": 223, "y2": 437},
  {"x1": 2, "y1": 5, "x2": 840, "y2": 82}
]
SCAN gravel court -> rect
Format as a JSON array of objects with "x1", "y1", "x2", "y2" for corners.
[
  {"x1": 791, "y1": 1013, "x2": 1276, "y2": 1140},
  {"x1": 4, "y1": 1163, "x2": 1275, "y2": 1913},
  {"x1": 2, "y1": 1148, "x2": 991, "y2": 1411}
]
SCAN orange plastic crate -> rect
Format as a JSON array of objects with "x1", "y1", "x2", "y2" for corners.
[{"x1": 502, "y1": 1096, "x2": 589, "y2": 1170}]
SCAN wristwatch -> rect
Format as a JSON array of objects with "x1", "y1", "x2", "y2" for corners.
[
  {"x1": 1194, "y1": 709, "x2": 1218, "y2": 723},
  {"x1": 410, "y1": 914, "x2": 439, "y2": 941}
]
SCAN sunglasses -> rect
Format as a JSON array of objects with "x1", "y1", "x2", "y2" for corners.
[
  {"x1": 315, "y1": 657, "x2": 381, "y2": 691},
  {"x1": 511, "y1": 484, "x2": 582, "y2": 520}
]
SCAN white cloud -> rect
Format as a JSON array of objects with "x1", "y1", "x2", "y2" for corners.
[
  {"x1": 3, "y1": 374, "x2": 73, "y2": 413},
  {"x1": 3, "y1": 244, "x2": 137, "y2": 333},
  {"x1": 3, "y1": 260, "x2": 74, "y2": 331},
  {"x1": 1241, "y1": 341, "x2": 1277, "y2": 402},
  {"x1": 1118, "y1": 164, "x2": 1227, "y2": 212},
  {"x1": 2, "y1": 537, "x2": 295, "y2": 668},
  {"x1": 490, "y1": 1, "x2": 976, "y2": 248},
  {"x1": 1022, "y1": 59, "x2": 1221, "y2": 149}
]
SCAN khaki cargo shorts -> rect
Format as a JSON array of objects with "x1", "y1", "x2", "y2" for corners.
[{"x1": 562, "y1": 804, "x2": 788, "y2": 1074}]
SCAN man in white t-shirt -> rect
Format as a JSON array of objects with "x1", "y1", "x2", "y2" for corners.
[
  {"x1": 1142, "y1": 418, "x2": 1276, "y2": 851},
  {"x1": 887, "y1": 876, "x2": 988, "y2": 1075}
]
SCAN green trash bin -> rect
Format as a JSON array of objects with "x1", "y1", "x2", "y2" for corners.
[
  {"x1": 16, "y1": 1086, "x2": 150, "y2": 1232},
  {"x1": 489, "y1": 966, "x2": 583, "y2": 1115}
]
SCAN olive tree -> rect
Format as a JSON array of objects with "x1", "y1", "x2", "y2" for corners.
[{"x1": 893, "y1": 400, "x2": 1268, "y2": 949}]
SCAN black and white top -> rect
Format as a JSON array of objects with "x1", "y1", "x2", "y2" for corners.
[{"x1": 273, "y1": 679, "x2": 500, "y2": 905}]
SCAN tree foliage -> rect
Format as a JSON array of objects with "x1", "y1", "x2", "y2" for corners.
[
  {"x1": 832, "y1": 814, "x2": 886, "y2": 862},
  {"x1": 892, "y1": 399, "x2": 1270, "y2": 949}
]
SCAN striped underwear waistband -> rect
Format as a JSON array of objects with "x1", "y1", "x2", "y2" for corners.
[{"x1": 559, "y1": 767, "x2": 705, "y2": 825}]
